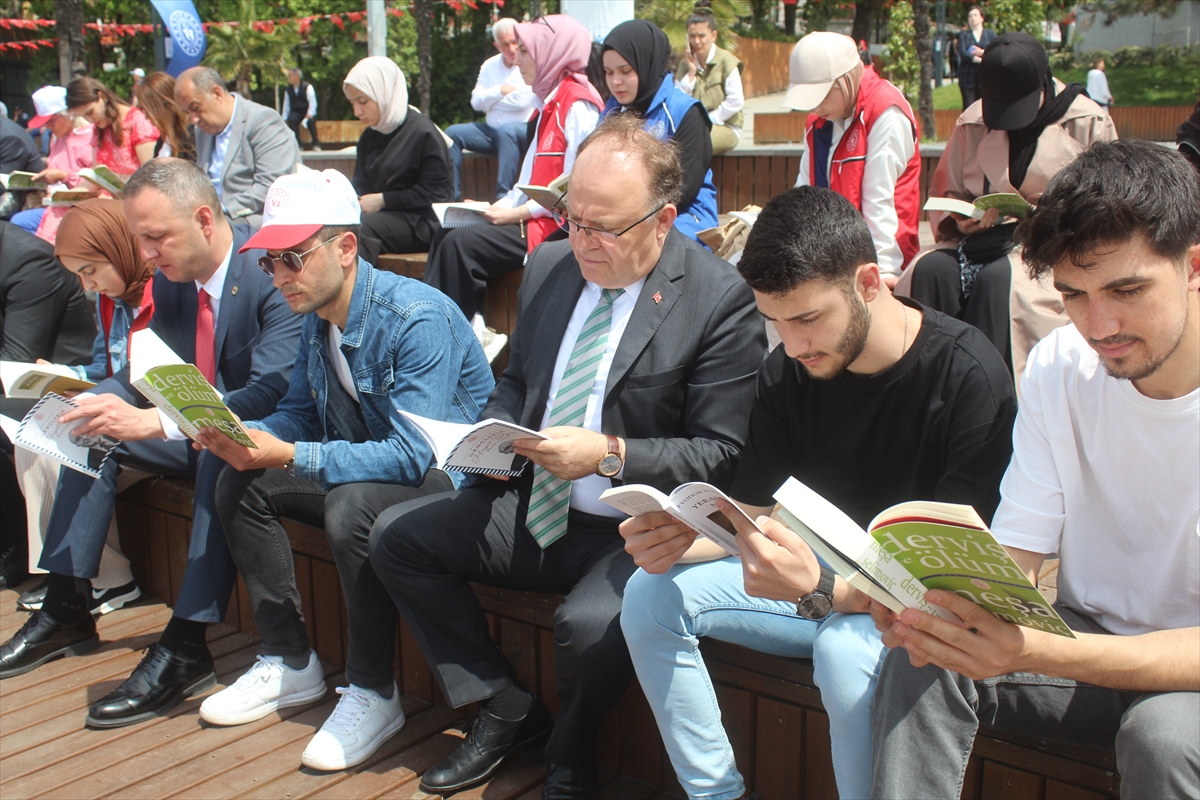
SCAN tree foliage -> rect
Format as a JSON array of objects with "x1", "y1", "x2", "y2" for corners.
[
  {"x1": 884, "y1": 0, "x2": 920, "y2": 99},
  {"x1": 203, "y1": 0, "x2": 300, "y2": 97},
  {"x1": 635, "y1": 0, "x2": 750, "y2": 50}
]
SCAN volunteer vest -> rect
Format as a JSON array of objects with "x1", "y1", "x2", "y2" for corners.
[
  {"x1": 526, "y1": 79, "x2": 601, "y2": 253},
  {"x1": 604, "y1": 79, "x2": 719, "y2": 246},
  {"x1": 804, "y1": 67, "x2": 922, "y2": 267},
  {"x1": 285, "y1": 81, "x2": 311, "y2": 117},
  {"x1": 674, "y1": 45, "x2": 744, "y2": 130}
]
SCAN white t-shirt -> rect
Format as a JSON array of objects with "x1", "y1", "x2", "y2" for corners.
[
  {"x1": 327, "y1": 324, "x2": 358, "y2": 403},
  {"x1": 992, "y1": 325, "x2": 1200, "y2": 636}
]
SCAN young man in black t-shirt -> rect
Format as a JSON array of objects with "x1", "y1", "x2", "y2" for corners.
[{"x1": 617, "y1": 186, "x2": 1016, "y2": 800}]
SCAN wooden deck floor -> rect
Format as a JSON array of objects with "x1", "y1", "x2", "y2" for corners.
[{"x1": 0, "y1": 582, "x2": 663, "y2": 800}]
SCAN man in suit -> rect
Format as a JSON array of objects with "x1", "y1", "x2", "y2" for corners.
[
  {"x1": 0, "y1": 159, "x2": 304, "y2": 733},
  {"x1": 368, "y1": 114, "x2": 767, "y2": 799},
  {"x1": 175, "y1": 66, "x2": 300, "y2": 229}
]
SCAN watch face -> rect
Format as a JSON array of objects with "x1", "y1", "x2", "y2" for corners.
[
  {"x1": 799, "y1": 594, "x2": 833, "y2": 620},
  {"x1": 598, "y1": 454, "x2": 622, "y2": 477}
]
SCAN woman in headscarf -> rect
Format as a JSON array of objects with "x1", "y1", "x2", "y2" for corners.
[
  {"x1": 899, "y1": 33, "x2": 1116, "y2": 378},
  {"x1": 423, "y1": 14, "x2": 603, "y2": 349},
  {"x1": 601, "y1": 19, "x2": 718, "y2": 244},
  {"x1": 344, "y1": 57, "x2": 454, "y2": 258},
  {"x1": 15, "y1": 198, "x2": 155, "y2": 615},
  {"x1": 786, "y1": 31, "x2": 922, "y2": 284}
]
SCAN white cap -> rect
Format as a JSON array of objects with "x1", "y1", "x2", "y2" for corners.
[
  {"x1": 240, "y1": 170, "x2": 361, "y2": 253},
  {"x1": 783, "y1": 32, "x2": 861, "y2": 111},
  {"x1": 130, "y1": 68, "x2": 146, "y2": 78},
  {"x1": 28, "y1": 85, "x2": 67, "y2": 128}
]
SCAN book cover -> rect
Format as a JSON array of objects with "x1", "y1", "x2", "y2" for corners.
[
  {"x1": 923, "y1": 193, "x2": 1030, "y2": 220},
  {"x1": 14, "y1": 393, "x2": 118, "y2": 478},
  {"x1": 0, "y1": 361, "x2": 96, "y2": 399},
  {"x1": 4, "y1": 171, "x2": 38, "y2": 189},
  {"x1": 133, "y1": 364, "x2": 256, "y2": 447},
  {"x1": 78, "y1": 165, "x2": 126, "y2": 194}
]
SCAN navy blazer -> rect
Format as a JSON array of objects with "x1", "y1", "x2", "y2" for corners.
[
  {"x1": 485, "y1": 230, "x2": 768, "y2": 493},
  {"x1": 98, "y1": 224, "x2": 303, "y2": 422}
]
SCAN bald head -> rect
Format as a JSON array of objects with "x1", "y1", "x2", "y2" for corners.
[{"x1": 175, "y1": 66, "x2": 235, "y2": 136}]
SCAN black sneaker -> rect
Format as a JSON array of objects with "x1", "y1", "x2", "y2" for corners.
[
  {"x1": 16, "y1": 578, "x2": 48, "y2": 612},
  {"x1": 0, "y1": 543, "x2": 28, "y2": 590},
  {"x1": 89, "y1": 582, "x2": 142, "y2": 616}
]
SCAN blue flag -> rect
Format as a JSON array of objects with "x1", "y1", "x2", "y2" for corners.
[{"x1": 150, "y1": 0, "x2": 207, "y2": 76}]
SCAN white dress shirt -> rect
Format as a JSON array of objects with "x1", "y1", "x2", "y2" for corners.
[
  {"x1": 497, "y1": 85, "x2": 600, "y2": 218},
  {"x1": 794, "y1": 105, "x2": 916, "y2": 276},
  {"x1": 160, "y1": 243, "x2": 232, "y2": 440},
  {"x1": 207, "y1": 95, "x2": 239, "y2": 202},
  {"x1": 1086, "y1": 69, "x2": 1112, "y2": 106},
  {"x1": 674, "y1": 44, "x2": 746, "y2": 133},
  {"x1": 470, "y1": 53, "x2": 536, "y2": 129},
  {"x1": 539, "y1": 278, "x2": 646, "y2": 517}
]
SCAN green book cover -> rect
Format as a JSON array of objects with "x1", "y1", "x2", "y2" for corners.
[
  {"x1": 5, "y1": 171, "x2": 38, "y2": 189},
  {"x1": 972, "y1": 192, "x2": 1031, "y2": 219},
  {"x1": 133, "y1": 364, "x2": 257, "y2": 448},
  {"x1": 870, "y1": 517, "x2": 1074, "y2": 638}
]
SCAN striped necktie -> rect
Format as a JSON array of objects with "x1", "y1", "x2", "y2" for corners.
[{"x1": 526, "y1": 288, "x2": 624, "y2": 549}]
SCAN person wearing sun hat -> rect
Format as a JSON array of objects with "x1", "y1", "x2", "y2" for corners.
[
  {"x1": 899, "y1": 31, "x2": 1115, "y2": 379},
  {"x1": 9, "y1": 85, "x2": 95, "y2": 235},
  {"x1": 196, "y1": 168, "x2": 493, "y2": 772},
  {"x1": 787, "y1": 30, "x2": 922, "y2": 283}
]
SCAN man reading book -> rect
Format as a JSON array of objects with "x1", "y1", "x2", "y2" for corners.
[
  {"x1": 617, "y1": 185, "x2": 1016, "y2": 800},
  {"x1": 870, "y1": 139, "x2": 1200, "y2": 799},
  {"x1": 192, "y1": 169, "x2": 493, "y2": 772},
  {"x1": 0, "y1": 159, "x2": 304, "y2": 730}
]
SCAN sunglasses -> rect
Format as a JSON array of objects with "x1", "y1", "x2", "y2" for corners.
[{"x1": 257, "y1": 236, "x2": 340, "y2": 277}]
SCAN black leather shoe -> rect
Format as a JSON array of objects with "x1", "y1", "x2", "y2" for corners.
[
  {"x1": 0, "y1": 543, "x2": 28, "y2": 590},
  {"x1": 16, "y1": 578, "x2": 48, "y2": 612},
  {"x1": 419, "y1": 700, "x2": 552, "y2": 793},
  {"x1": 542, "y1": 762, "x2": 598, "y2": 800},
  {"x1": 86, "y1": 642, "x2": 217, "y2": 728},
  {"x1": 0, "y1": 610, "x2": 98, "y2": 678}
]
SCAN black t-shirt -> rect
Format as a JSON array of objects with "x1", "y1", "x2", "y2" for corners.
[{"x1": 729, "y1": 300, "x2": 1017, "y2": 528}]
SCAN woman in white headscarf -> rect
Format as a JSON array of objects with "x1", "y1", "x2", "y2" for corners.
[{"x1": 343, "y1": 57, "x2": 453, "y2": 256}]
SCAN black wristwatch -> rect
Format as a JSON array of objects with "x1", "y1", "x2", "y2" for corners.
[{"x1": 796, "y1": 566, "x2": 836, "y2": 620}]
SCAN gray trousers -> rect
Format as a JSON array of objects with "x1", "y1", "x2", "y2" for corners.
[{"x1": 872, "y1": 606, "x2": 1200, "y2": 799}]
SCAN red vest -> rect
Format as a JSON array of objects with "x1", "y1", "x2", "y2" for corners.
[
  {"x1": 805, "y1": 67, "x2": 922, "y2": 268},
  {"x1": 525, "y1": 79, "x2": 601, "y2": 252}
]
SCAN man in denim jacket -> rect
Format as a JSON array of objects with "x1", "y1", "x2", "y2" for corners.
[{"x1": 196, "y1": 170, "x2": 493, "y2": 772}]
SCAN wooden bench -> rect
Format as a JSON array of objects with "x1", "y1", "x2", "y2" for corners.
[{"x1": 113, "y1": 476, "x2": 1120, "y2": 799}]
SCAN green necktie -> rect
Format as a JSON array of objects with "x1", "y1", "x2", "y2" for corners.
[{"x1": 526, "y1": 288, "x2": 624, "y2": 549}]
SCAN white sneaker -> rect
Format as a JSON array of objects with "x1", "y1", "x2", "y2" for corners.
[
  {"x1": 199, "y1": 651, "x2": 326, "y2": 726},
  {"x1": 300, "y1": 683, "x2": 406, "y2": 771}
]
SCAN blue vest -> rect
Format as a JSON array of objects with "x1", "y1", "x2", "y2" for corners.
[{"x1": 604, "y1": 79, "x2": 719, "y2": 246}]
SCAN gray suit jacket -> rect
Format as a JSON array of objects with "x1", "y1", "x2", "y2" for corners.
[
  {"x1": 195, "y1": 95, "x2": 300, "y2": 228},
  {"x1": 484, "y1": 230, "x2": 768, "y2": 493}
]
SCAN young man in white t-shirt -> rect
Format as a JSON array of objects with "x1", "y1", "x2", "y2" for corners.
[{"x1": 870, "y1": 139, "x2": 1200, "y2": 798}]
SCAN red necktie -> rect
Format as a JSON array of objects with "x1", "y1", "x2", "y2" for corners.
[{"x1": 196, "y1": 289, "x2": 216, "y2": 384}]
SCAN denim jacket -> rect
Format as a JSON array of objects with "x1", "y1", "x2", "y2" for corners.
[
  {"x1": 250, "y1": 258, "x2": 494, "y2": 489},
  {"x1": 75, "y1": 296, "x2": 133, "y2": 381}
]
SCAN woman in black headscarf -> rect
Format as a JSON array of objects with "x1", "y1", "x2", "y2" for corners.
[
  {"x1": 600, "y1": 19, "x2": 719, "y2": 243},
  {"x1": 900, "y1": 32, "x2": 1115, "y2": 376}
]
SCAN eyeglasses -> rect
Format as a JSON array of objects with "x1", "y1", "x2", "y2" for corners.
[
  {"x1": 257, "y1": 236, "x2": 340, "y2": 277},
  {"x1": 552, "y1": 204, "x2": 666, "y2": 247}
]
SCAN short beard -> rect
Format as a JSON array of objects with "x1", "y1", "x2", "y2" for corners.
[
  {"x1": 1098, "y1": 293, "x2": 1190, "y2": 382},
  {"x1": 802, "y1": 289, "x2": 871, "y2": 380}
]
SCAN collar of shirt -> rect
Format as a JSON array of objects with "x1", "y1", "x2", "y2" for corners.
[
  {"x1": 215, "y1": 95, "x2": 239, "y2": 144},
  {"x1": 196, "y1": 239, "x2": 233, "y2": 323},
  {"x1": 705, "y1": 43, "x2": 717, "y2": 65}
]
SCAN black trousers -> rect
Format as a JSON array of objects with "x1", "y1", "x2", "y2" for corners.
[
  {"x1": 361, "y1": 210, "x2": 437, "y2": 257},
  {"x1": 422, "y1": 223, "x2": 529, "y2": 320},
  {"x1": 286, "y1": 112, "x2": 319, "y2": 149},
  {"x1": 213, "y1": 466, "x2": 454, "y2": 690},
  {"x1": 959, "y1": 82, "x2": 980, "y2": 109},
  {"x1": 368, "y1": 479, "x2": 639, "y2": 767},
  {"x1": 908, "y1": 247, "x2": 1012, "y2": 368}
]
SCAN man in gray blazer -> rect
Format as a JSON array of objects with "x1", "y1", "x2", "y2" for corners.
[
  {"x1": 368, "y1": 114, "x2": 767, "y2": 798},
  {"x1": 176, "y1": 66, "x2": 299, "y2": 228}
]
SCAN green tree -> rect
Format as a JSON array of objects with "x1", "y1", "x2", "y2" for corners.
[
  {"x1": 635, "y1": 0, "x2": 750, "y2": 50},
  {"x1": 988, "y1": 0, "x2": 1046, "y2": 35},
  {"x1": 884, "y1": 0, "x2": 920, "y2": 99},
  {"x1": 203, "y1": 0, "x2": 300, "y2": 97}
]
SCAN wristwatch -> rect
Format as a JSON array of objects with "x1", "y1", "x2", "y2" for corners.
[
  {"x1": 283, "y1": 455, "x2": 296, "y2": 477},
  {"x1": 796, "y1": 566, "x2": 836, "y2": 620},
  {"x1": 597, "y1": 435, "x2": 623, "y2": 477}
]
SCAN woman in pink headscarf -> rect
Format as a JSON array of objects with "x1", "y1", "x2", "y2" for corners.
[{"x1": 424, "y1": 14, "x2": 604, "y2": 354}]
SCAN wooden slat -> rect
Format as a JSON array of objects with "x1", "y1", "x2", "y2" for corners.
[
  {"x1": 311, "y1": 558, "x2": 346, "y2": 669},
  {"x1": 754, "y1": 697, "x2": 804, "y2": 800},
  {"x1": 981, "y1": 761, "x2": 1046, "y2": 799},
  {"x1": 615, "y1": 685, "x2": 663, "y2": 787},
  {"x1": 804, "y1": 709, "x2": 838, "y2": 799}
]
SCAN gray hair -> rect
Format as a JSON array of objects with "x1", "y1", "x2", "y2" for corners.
[
  {"x1": 288, "y1": 67, "x2": 303, "y2": 78},
  {"x1": 125, "y1": 158, "x2": 222, "y2": 216},
  {"x1": 182, "y1": 66, "x2": 227, "y2": 94},
  {"x1": 492, "y1": 17, "x2": 517, "y2": 41}
]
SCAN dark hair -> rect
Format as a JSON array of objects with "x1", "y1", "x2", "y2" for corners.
[
  {"x1": 738, "y1": 186, "x2": 878, "y2": 295},
  {"x1": 124, "y1": 157, "x2": 220, "y2": 214},
  {"x1": 967, "y1": 5, "x2": 985, "y2": 19},
  {"x1": 1017, "y1": 140, "x2": 1200, "y2": 278},
  {"x1": 576, "y1": 113, "x2": 683, "y2": 208},
  {"x1": 686, "y1": 11, "x2": 718, "y2": 31},
  {"x1": 66, "y1": 77, "x2": 128, "y2": 147},
  {"x1": 316, "y1": 224, "x2": 361, "y2": 258},
  {"x1": 135, "y1": 72, "x2": 195, "y2": 162}
]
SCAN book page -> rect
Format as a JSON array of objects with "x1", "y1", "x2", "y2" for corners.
[
  {"x1": 129, "y1": 328, "x2": 185, "y2": 383},
  {"x1": 598, "y1": 484, "x2": 674, "y2": 517},
  {"x1": 14, "y1": 393, "x2": 118, "y2": 478},
  {"x1": 1, "y1": 362, "x2": 96, "y2": 399},
  {"x1": 4, "y1": 171, "x2": 38, "y2": 189},
  {"x1": 432, "y1": 202, "x2": 491, "y2": 228},
  {"x1": 401, "y1": 411, "x2": 547, "y2": 476},
  {"x1": 667, "y1": 482, "x2": 755, "y2": 556},
  {"x1": 923, "y1": 196, "x2": 981, "y2": 219}
]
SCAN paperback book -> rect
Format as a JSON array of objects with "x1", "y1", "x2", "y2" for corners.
[
  {"x1": 432, "y1": 201, "x2": 491, "y2": 228},
  {"x1": 923, "y1": 192, "x2": 1031, "y2": 220},
  {"x1": 132, "y1": 364, "x2": 256, "y2": 447},
  {"x1": 600, "y1": 482, "x2": 759, "y2": 556},
  {"x1": 1, "y1": 361, "x2": 96, "y2": 399},
  {"x1": 515, "y1": 172, "x2": 570, "y2": 213},
  {"x1": 13, "y1": 393, "x2": 118, "y2": 478},
  {"x1": 2, "y1": 171, "x2": 38, "y2": 189},
  {"x1": 78, "y1": 165, "x2": 126, "y2": 195},
  {"x1": 401, "y1": 411, "x2": 548, "y2": 476}
]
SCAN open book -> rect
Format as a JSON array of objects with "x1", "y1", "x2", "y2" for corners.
[
  {"x1": 515, "y1": 172, "x2": 570, "y2": 214},
  {"x1": 923, "y1": 193, "x2": 1030, "y2": 220},
  {"x1": 2, "y1": 171, "x2": 39, "y2": 189},
  {"x1": 128, "y1": 329, "x2": 256, "y2": 447},
  {"x1": 13, "y1": 393, "x2": 119, "y2": 478},
  {"x1": 46, "y1": 189, "x2": 101, "y2": 207},
  {"x1": 773, "y1": 478, "x2": 1074, "y2": 637},
  {"x1": 401, "y1": 411, "x2": 548, "y2": 476},
  {"x1": 1, "y1": 361, "x2": 96, "y2": 399},
  {"x1": 78, "y1": 165, "x2": 126, "y2": 195},
  {"x1": 432, "y1": 201, "x2": 491, "y2": 228},
  {"x1": 600, "y1": 482, "x2": 761, "y2": 557}
]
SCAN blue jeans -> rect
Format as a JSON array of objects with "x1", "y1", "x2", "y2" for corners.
[
  {"x1": 445, "y1": 121, "x2": 529, "y2": 200},
  {"x1": 621, "y1": 558, "x2": 885, "y2": 800},
  {"x1": 10, "y1": 207, "x2": 44, "y2": 233}
]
